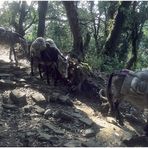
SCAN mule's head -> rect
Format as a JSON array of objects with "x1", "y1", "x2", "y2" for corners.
[
  {"x1": 46, "y1": 38, "x2": 57, "y2": 48},
  {"x1": 35, "y1": 37, "x2": 46, "y2": 50},
  {"x1": 58, "y1": 55, "x2": 69, "y2": 79},
  {"x1": 30, "y1": 37, "x2": 47, "y2": 57}
]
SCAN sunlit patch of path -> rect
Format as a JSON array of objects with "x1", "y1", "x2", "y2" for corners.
[
  {"x1": 0, "y1": 46, "x2": 11, "y2": 63},
  {"x1": 0, "y1": 45, "x2": 30, "y2": 69}
]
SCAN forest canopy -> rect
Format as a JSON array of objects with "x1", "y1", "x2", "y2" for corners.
[{"x1": 0, "y1": 1, "x2": 148, "y2": 72}]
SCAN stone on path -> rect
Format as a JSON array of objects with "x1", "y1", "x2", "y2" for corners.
[
  {"x1": 31, "y1": 93, "x2": 46, "y2": 105},
  {"x1": 38, "y1": 132, "x2": 52, "y2": 142},
  {"x1": 2, "y1": 103, "x2": 17, "y2": 110},
  {"x1": 63, "y1": 140, "x2": 82, "y2": 147},
  {"x1": 10, "y1": 89, "x2": 27, "y2": 107},
  {"x1": 83, "y1": 128, "x2": 96, "y2": 138},
  {"x1": 23, "y1": 105, "x2": 33, "y2": 113},
  {"x1": 42, "y1": 122, "x2": 64, "y2": 135},
  {"x1": 0, "y1": 79, "x2": 16, "y2": 89},
  {"x1": 34, "y1": 105, "x2": 45, "y2": 114},
  {"x1": 78, "y1": 117, "x2": 93, "y2": 126}
]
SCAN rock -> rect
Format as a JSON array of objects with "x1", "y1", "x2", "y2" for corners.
[
  {"x1": 23, "y1": 105, "x2": 33, "y2": 113},
  {"x1": 30, "y1": 113, "x2": 41, "y2": 118},
  {"x1": 10, "y1": 89, "x2": 27, "y2": 107},
  {"x1": 31, "y1": 93, "x2": 46, "y2": 105},
  {"x1": 42, "y1": 122, "x2": 64, "y2": 135},
  {"x1": 0, "y1": 79, "x2": 16, "y2": 89},
  {"x1": 52, "y1": 110, "x2": 74, "y2": 122},
  {"x1": 34, "y1": 105, "x2": 45, "y2": 114},
  {"x1": 37, "y1": 132, "x2": 52, "y2": 142},
  {"x1": 37, "y1": 132, "x2": 59, "y2": 145},
  {"x1": 83, "y1": 128, "x2": 96, "y2": 138},
  {"x1": 72, "y1": 112, "x2": 83, "y2": 118},
  {"x1": 26, "y1": 131, "x2": 36, "y2": 137},
  {"x1": 0, "y1": 65, "x2": 10, "y2": 69},
  {"x1": 82, "y1": 139, "x2": 103, "y2": 147},
  {"x1": 63, "y1": 140, "x2": 82, "y2": 147},
  {"x1": 24, "y1": 84, "x2": 30, "y2": 88},
  {"x1": 44, "y1": 109, "x2": 52, "y2": 119},
  {"x1": 49, "y1": 94, "x2": 73, "y2": 106},
  {"x1": 106, "y1": 117, "x2": 117, "y2": 125},
  {"x1": 58, "y1": 95, "x2": 73, "y2": 106},
  {"x1": 18, "y1": 78, "x2": 26, "y2": 82},
  {"x1": 48, "y1": 136, "x2": 59, "y2": 145},
  {"x1": 2, "y1": 103, "x2": 17, "y2": 110},
  {"x1": 0, "y1": 73, "x2": 13, "y2": 79},
  {"x1": 79, "y1": 117, "x2": 93, "y2": 126}
]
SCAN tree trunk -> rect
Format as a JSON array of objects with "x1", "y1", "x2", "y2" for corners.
[
  {"x1": 126, "y1": 22, "x2": 138, "y2": 69},
  {"x1": 104, "y1": 1, "x2": 119, "y2": 39},
  {"x1": 37, "y1": 1, "x2": 48, "y2": 37},
  {"x1": 63, "y1": 1, "x2": 84, "y2": 61},
  {"x1": 18, "y1": 1, "x2": 27, "y2": 36},
  {"x1": 126, "y1": 2, "x2": 141, "y2": 69},
  {"x1": 11, "y1": 1, "x2": 27, "y2": 36},
  {"x1": 102, "y1": 1, "x2": 131, "y2": 57}
]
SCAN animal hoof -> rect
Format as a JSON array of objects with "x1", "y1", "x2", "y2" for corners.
[
  {"x1": 118, "y1": 120, "x2": 124, "y2": 126},
  {"x1": 30, "y1": 72, "x2": 34, "y2": 76},
  {"x1": 143, "y1": 124, "x2": 148, "y2": 136}
]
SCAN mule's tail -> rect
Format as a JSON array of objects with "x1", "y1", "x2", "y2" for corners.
[{"x1": 106, "y1": 72, "x2": 115, "y2": 112}]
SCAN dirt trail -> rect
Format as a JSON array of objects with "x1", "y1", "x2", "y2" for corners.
[{"x1": 0, "y1": 45, "x2": 147, "y2": 147}]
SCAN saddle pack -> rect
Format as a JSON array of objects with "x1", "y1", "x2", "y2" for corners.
[{"x1": 120, "y1": 69, "x2": 148, "y2": 96}]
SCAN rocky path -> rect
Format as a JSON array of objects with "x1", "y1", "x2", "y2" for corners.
[{"x1": 0, "y1": 46, "x2": 147, "y2": 146}]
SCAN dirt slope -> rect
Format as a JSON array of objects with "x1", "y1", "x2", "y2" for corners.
[{"x1": 0, "y1": 45, "x2": 147, "y2": 147}]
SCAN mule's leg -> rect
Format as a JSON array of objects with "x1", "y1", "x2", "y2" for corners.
[
  {"x1": 9, "y1": 47, "x2": 13, "y2": 62},
  {"x1": 10, "y1": 46, "x2": 18, "y2": 65},
  {"x1": 114, "y1": 100, "x2": 124, "y2": 126},
  {"x1": 144, "y1": 120, "x2": 148, "y2": 136},
  {"x1": 46, "y1": 65, "x2": 50, "y2": 85},
  {"x1": 38, "y1": 63, "x2": 43, "y2": 79},
  {"x1": 13, "y1": 47, "x2": 18, "y2": 65},
  {"x1": 51, "y1": 64, "x2": 59, "y2": 86},
  {"x1": 31, "y1": 56, "x2": 34, "y2": 76},
  {"x1": 143, "y1": 113, "x2": 148, "y2": 136}
]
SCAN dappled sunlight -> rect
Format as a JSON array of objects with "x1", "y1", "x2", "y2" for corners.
[
  {"x1": 74, "y1": 98, "x2": 112, "y2": 128},
  {"x1": 0, "y1": 46, "x2": 11, "y2": 62}
]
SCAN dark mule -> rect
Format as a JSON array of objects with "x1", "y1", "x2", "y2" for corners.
[
  {"x1": 106, "y1": 69, "x2": 148, "y2": 135},
  {"x1": 30, "y1": 37, "x2": 69, "y2": 85},
  {"x1": 38, "y1": 43, "x2": 69, "y2": 85}
]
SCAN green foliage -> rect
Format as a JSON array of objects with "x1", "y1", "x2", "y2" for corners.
[
  {"x1": 136, "y1": 49, "x2": 148, "y2": 69},
  {"x1": 141, "y1": 21, "x2": 148, "y2": 48},
  {"x1": 0, "y1": 1, "x2": 148, "y2": 72},
  {"x1": 101, "y1": 55, "x2": 125, "y2": 72},
  {"x1": 85, "y1": 52, "x2": 102, "y2": 69}
]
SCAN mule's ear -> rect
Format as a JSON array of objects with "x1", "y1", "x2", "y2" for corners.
[
  {"x1": 57, "y1": 54, "x2": 60, "y2": 59},
  {"x1": 65, "y1": 55, "x2": 69, "y2": 60}
]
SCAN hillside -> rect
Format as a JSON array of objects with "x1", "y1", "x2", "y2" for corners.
[{"x1": 0, "y1": 46, "x2": 147, "y2": 147}]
